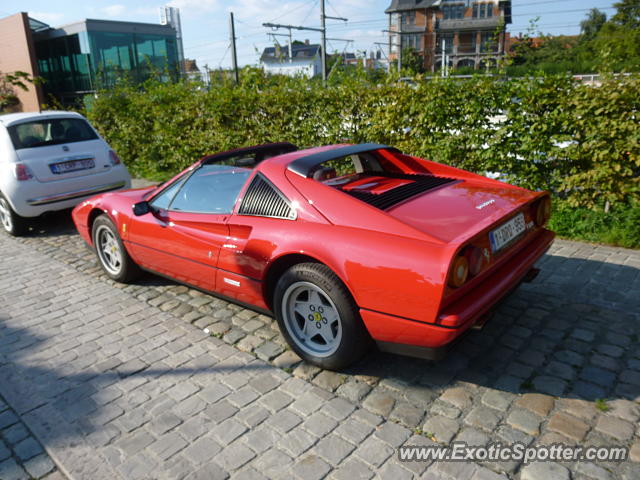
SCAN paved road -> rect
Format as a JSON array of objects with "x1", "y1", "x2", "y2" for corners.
[{"x1": 1, "y1": 210, "x2": 640, "y2": 479}]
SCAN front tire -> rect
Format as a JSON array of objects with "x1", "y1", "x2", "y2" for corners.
[
  {"x1": 92, "y1": 214, "x2": 140, "y2": 283},
  {"x1": 0, "y1": 193, "x2": 27, "y2": 236},
  {"x1": 274, "y1": 263, "x2": 371, "y2": 370}
]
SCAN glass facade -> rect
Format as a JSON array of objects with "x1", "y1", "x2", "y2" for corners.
[
  {"x1": 34, "y1": 23, "x2": 178, "y2": 103},
  {"x1": 36, "y1": 34, "x2": 93, "y2": 96},
  {"x1": 88, "y1": 31, "x2": 178, "y2": 86}
]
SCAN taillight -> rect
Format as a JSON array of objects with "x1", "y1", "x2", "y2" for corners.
[
  {"x1": 533, "y1": 197, "x2": 551, "y2": 226},
  {"x1": 466, "y1": 245, "x2": 490, "y2": 277},
  {"x1": 109, "y1": 150, "x2": 122, "y2": 166},
  {"x1": 14, "y1": 163, "x2": 34, "y2": 181},
  {"x1": 448, "y1": 254, "x2": 469, "y2": 288}
]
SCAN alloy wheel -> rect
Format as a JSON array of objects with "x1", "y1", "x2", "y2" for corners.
[
  {"x1": 95, "y1": 225, "x2": 123, "y2": 275},
  {"x1": 0, "y1": 197, "x2": 13, "y2": 232},
  {"x1": 281, "y1": 281, "x2": 343, "y2": 357}
]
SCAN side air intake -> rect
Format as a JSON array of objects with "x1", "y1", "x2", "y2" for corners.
[{"x1": 239, "y1": 174, "x2": 295, "y2": 220}]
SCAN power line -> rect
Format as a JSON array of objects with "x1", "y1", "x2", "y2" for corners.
[
  {"x1": 300, "y1": 0, "x2": 320, "y2": 26},
  {"x1": 266, "y1": 0, "x2": 318, "y2": 24}
]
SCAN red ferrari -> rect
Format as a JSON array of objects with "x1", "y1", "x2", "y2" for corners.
[{"x1": 72, "y1": 143, "x2": 554, "y2": 369}]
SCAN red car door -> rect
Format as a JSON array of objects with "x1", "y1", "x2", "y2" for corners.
[
  {"x1": 127, "y1": 208, "x2": 228, "y2": 291},
  {"x1": 127, "y1": 164, "x2": 252, "y2": 292}
]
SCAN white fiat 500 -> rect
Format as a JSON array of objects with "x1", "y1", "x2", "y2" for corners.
[{"x1": 0, "y1": 111, "x2": 131, "y2": 235}]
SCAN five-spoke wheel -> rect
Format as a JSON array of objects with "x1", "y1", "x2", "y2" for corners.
[
  {"x1": 282, "y1": 281, "x2": 343, "y2": 357},
  {"x1": 92, "y1": 214, "x2": 140, "y2": 282},
  {"x1": 274, "y1": 263, "x2": 371, "y2": 370},
  {"x1": 95, "y1": 224, "x2": 123, "y2": 275}
]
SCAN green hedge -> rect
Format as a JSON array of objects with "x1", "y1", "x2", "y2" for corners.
[{"x1": 85, "y1": 71, "x2": 639, "y2": 213}]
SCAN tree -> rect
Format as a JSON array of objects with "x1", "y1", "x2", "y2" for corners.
[
  {"x1": 591, "y1": 0, "x2": 640, "y2": 72},
  {"x1": 0, "y1": 71, "x2": 33, "y2": 112},
  {"x1": 401, "y1": 48, "x2": 425, "y2": 75},
  {"x1": 580, "y1": 8, "x2": 607, "y2": 39},
  {"x1": 612, "y1": 0, "x2": 640, "y2": 29}
]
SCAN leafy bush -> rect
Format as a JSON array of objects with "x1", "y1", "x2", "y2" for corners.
[{"x1": 550, "y1": 199, "x2": 640, "y2": 248}]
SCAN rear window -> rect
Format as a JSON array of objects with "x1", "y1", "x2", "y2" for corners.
[{"x1": 8, "y1": 118, "x2": 98, "y2": 150}]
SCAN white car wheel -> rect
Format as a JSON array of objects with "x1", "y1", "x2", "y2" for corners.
[{"x1": 0, "y1": 194, "x2": 27, "y2": 236}]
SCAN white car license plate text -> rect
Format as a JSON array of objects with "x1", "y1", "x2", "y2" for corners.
[
  {"x1": 489, "y1": 213, "x2": 525, "y2": 252},
  {"x1": 50, "y1": 158, "x2": 95, "y2": 174}
]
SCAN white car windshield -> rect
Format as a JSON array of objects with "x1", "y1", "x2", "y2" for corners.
[{"x1": 8, "y1": 118, "x2": 98, "y2": 150}]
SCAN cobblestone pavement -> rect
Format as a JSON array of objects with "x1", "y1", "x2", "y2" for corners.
[
  {"x1": 0, "y1": 392, "x2": 62, "y2": 480},
  {"x1": 1, "y1": 204, "x2": 640, "y2": 479}
]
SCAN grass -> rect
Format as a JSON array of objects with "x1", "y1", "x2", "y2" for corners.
[
  {"x1": 595, "y1": 398, "x2": 610, "y2": 412},
  {"x1": 549, "y1": 200, "x2": 640, "y2": 249}
]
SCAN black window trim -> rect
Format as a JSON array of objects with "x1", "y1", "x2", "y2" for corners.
[
  {"x1": 237, "y1": 172, "x2": 297, "y2": 221},
  {"x1": 146, "y1": 141, "x2": 299, "y2": 207},
  {"x1": 149, "y1": 164, "x2": 251, "y2": 216},
  {"x1": 147, "y1": 166, "x2": 197, "y2": 207}
]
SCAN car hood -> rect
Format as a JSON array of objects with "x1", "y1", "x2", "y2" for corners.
[{"x1": 387, "y1": 179, "x2": 537, "y2": 244}]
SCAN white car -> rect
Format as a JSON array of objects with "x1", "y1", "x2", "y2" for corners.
[{"x1": 0, "y1": 111, "x2": 131, "y2": 235}]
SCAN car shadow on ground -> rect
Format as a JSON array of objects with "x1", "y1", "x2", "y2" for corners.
[
  {"x1": 21, "y1": 210, "x2": 77, "y2": 237},
  {"x1": 346, "y1": 280, "x2": 640, "y2": 402},
  {"x1": 0, "y1": 320, "x2": 273, "y2": 445}
]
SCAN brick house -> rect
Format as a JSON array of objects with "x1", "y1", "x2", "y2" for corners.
[{"x1": 385, "y1": 0, "x2": 512, "y2": 71}]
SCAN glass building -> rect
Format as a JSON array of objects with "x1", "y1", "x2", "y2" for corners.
[{"x1": 32, "y1": 19, "x2": 179, "y2": 104}]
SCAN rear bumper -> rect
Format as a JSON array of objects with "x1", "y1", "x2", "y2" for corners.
[
  {"x1": 3, "y1": 167, "x2": 131, "y2": 217},
  {"x1": 26, "y1": 181, "x2": 126, "y2": 206},
  {"x1": 361, "y1": 228, "x2": 555, "y2": 358}
]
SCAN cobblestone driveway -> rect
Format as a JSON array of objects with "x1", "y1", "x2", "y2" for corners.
[{"x1": 1, "y1": 208, "x2": 639, "y2": 479}]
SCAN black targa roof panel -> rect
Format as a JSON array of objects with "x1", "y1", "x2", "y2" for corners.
[
  {"x1": 287, "y1": 143, "x2": 400, "y2": 178},
  {"x1": 202, "y1": 142, "x2": 298, "y2": 165}
]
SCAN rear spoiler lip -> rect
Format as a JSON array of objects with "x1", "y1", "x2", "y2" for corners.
[{"x1": 287, "y1": 143, "x2": 401, "y2": 178}]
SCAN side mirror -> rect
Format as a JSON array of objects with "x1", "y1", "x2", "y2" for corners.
[{"x1": 132, "y1": 201, "x2": 151, "y2": 216}]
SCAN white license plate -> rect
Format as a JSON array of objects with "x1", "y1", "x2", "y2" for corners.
[
  {"x1": 489, "y1": 213, "x2": 526, "y2": 252},
  {"x1": 50, "y1": 158, "x2": 95, "y2": 174}
]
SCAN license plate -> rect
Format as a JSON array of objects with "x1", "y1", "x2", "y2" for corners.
[
  {"x1": 489, "y1": 212, "x2": 525, "y2": 252},
  {"x1": 50, "y1": 158, "x2": 95, "y2": 174}
]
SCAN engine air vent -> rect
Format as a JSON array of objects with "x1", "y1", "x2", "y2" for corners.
[
  {"x1": 342, "y1": 173, "x2": 456, "y2": 210},
  {"x1": 239, "y1": 174, "x2": 295, "y2": 220}
]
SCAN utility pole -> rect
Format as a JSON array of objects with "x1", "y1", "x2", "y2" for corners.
[
  {"x1": 268, "y1": 32, "x2": 294, "y2": 62},
  {"x1": 320, "y1": 0, "x2": 327, "y2": 84},
  {"x1": 229, "y1": 12, "x2": 239, "y2": 84},
  {"x1": 382, "y1": 29, "x2": 408, "y2": 73},
  {"x1": 441, "y1": 38, "x2": 446, "y2": 78},
  {"x1": 264, "y1": 1, "x2": 346, "y2": 86},
  {"x1": 398, "y1": 22, "x2": 402, "y2": 73},
  {"x1": 374, "y1": 42, "x2": 396, "y2": 73},
  {"x1": 319, "y1": 0, "x2": 347, "y2": 85}
]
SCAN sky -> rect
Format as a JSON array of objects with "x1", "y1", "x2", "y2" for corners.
[{"x1": 1, "y1": 0, "x2": 618, "y2": 70}]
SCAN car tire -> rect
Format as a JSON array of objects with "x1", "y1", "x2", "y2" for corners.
[
  {"x1": 274, "y1": 263, "x2": 371, "y2": 370},
  {"x1": 0, "y1": 193, "x2": 28, "y2": 236},
  {"x1": 92, "y1": 214, "x2": 141, "y2": 283}
]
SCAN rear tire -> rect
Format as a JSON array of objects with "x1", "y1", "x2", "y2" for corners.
[
  {"x1": 274, "y1": 263, "x2": 371, "y2": 370},
  {"x1": 92, "y1": 214, "x2": 141, "y2": 283},
  {"x1": 0, "y1": 193, "x2": 28, "y2": 236}
]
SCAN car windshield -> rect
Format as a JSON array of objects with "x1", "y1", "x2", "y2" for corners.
[{"x1": 8, "y1": 118, "x2": 98, "y2": 150}]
